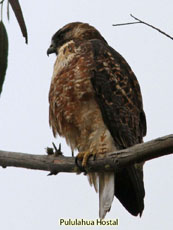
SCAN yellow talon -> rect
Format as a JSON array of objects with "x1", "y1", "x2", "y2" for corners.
[{"x1": 77, "y1": 150, "x2": 96, "y2": 167}]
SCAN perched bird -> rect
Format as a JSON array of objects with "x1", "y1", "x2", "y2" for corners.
[{"x1": 47, "y1": 22, "x2": 147, "y2": 219}]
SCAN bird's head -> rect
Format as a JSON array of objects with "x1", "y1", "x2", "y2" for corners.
[{"x1": 47, "y1": 22, "x2": 107, "y2": 56}]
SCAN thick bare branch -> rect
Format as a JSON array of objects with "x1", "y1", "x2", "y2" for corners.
[{"x1": 0, "y1": 135, "x2": 172, "y2": 174}]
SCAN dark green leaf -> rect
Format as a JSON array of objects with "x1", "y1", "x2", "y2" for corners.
[
  {"x1": 0, "y1": 21, "x2": 8, "y2": 96},
  {"x1": 9, "y1": 0, "x2": 28, "y2": 43}
]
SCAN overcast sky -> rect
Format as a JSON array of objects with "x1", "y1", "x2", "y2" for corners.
[{"x1": 0, "y1": 0, "x2": 173, "y2": 230}]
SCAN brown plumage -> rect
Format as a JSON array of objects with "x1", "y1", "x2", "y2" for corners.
[{"x1": 47, "y1": 22, "x2": 147, "y2": 218}]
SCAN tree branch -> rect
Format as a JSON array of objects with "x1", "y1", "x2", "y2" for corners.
[
  {"x1": 113, "y1": 14, "x2": 173, "y2": 41},
  {"x1": 0, "y1": 134, "x2": 173, "y2": 174}
]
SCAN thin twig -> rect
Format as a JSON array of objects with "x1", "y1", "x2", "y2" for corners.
[
  {"x1": 113, "y1": 14, "x2": 173, "y2": 41},
  {"x1": 113, "y1": 21, "x2": 140, "y2": 26},
  {"x1": 7, "y1": 0, "x2": 10, "y2": 20},
  {"x1": 130, "y1": 14, "x2": 173, "y2": 40}
]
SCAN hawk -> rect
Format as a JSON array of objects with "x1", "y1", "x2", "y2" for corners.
[{"x1": 47, "y1": 22, "x2": 146, "y2": 219}]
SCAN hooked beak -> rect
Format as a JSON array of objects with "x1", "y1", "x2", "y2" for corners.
[{"x1": 47, "y1": 45, "x2": 56, "y2": 56}]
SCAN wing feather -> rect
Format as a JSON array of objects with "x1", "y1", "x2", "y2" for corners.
[
  {"x1": 89, "y1": 39, "x2": 146, "y2": 216},
  {"x1": 90, "y1": 39, "x2": 146, "y2": 149}
]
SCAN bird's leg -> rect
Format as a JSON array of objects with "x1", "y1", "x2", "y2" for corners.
[
  {"x1": 76, "y1": 151, "x2": 95, "y2": 167},
  {"x1": 75, "y1": 152, "x2": 89, "y2": 174},
  {"x1": 75, "y1": 149, "x2": 99, "y2": 174},
  {"x1": 75, "y1": 143, "x2": 108, "y2": 172}
]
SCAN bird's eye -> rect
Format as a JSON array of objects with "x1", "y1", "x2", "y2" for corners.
[{"x1": 59, "y1": 33, "x2": 64, "y2": 40}]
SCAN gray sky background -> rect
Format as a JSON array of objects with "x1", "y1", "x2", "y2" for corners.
[{"x1": 0, "y1": 0, "x2": 172, "y2": 229}]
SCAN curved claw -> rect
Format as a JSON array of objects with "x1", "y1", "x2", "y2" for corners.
[
  {"x1": 75, "y1": 156, "x2": 87, "y2": 174},
  {"x1": 75, "y1": 150, "x2": 98, "y2": 175},
  {"x1": 77, "y1": 151, "x2": 93, "y2": 167},
  {"x1": 93, "y1": 154, "x2": 97, "y2": 161}
]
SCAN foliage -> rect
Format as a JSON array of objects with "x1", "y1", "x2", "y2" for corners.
[
  {"x1": 0, "y1": 20, "x2": 8, "y2": 95},
  {"x1": 0, "y1": 0, "x2": 27, "y2": 96}
]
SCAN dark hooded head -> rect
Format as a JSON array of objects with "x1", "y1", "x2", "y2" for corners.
[{"x1": 47, "y1": 22, "x2": 107, "y2": 56}]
